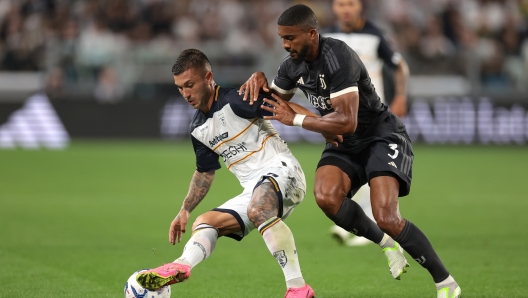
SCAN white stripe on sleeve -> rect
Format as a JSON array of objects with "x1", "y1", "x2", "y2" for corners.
[
  {"x1": 270, "y1": 81, "x2": 297, "y2": 95},
  {"x1": 330, "y1": 86, "x2": 358, "y2": 99}
]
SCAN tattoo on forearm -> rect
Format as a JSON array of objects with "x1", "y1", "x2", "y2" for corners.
[{"x1": 183, "y1": 171, "x2": 215, "y2": 213}]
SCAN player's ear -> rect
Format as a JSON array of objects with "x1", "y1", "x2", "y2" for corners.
[
  {"x1": 205, "y1": 71, "x2": 213, "y2": 84},
  {"x1": 308, "y1": 29, "x2": 318, "y2": 41}
]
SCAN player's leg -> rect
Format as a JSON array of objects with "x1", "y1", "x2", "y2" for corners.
[
  {"x1": 174, "y1": 211, "x2": 241, "y2": 267},
  {"x1": 248, "y1": 185, "x2": 314, "y2": 297},
  {"x1": 367, "y1": 132, "x2": 460, "y2": 297},
  {"x1": 371, "y1": 176, "x2": 460, "y2": 296},
  {"x1": 347, "y1": 184, "x2": 376, "y2": 246},
  {"x1": 314, "y1": 161, "x2": 385, "y2": 244},
  {"x1": 315, "y1": 157, "x2": 409, "y2": 279},
  {"x1": 136, "y1": 211, "x2": 240, "y2": 290},
  {"x1": 329, "y1": 185, "x2": 375, "y2": 246}
]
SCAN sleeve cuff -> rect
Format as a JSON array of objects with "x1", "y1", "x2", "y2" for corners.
[
  {"x1": 270, "y1": 81, "x2": 297, "y2": 94},
  {"x1": 330, "y1": 86, "x2": 358, "y2": 99}
]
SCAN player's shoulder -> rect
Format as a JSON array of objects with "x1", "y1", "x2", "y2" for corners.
[
  {"x1": 277, "y1": 53, "x2": 296, "y2": 71},
  {"x1": 320, "y1": 36, "x2": 355, "y2": 70},
  {"x1": 218, "y1": 86, "x2": 267, "y2": 109},
  {"x1": 190, "y1": 108, "x2": 207, "y2": 131},
  {"x1": 321, "y1": 35, "x2": 353, "y2": 54},
  {"x1": 218, "y1": 86, "x2": 244, "y2": 105}
]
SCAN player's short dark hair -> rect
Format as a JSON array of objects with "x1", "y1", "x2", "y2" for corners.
[
  {"x1": 277, "y1": 4, "x2": 318, "y2": 30},
  {"x1": 172, "y1": 49, "x2": 211, "y2": 76}
]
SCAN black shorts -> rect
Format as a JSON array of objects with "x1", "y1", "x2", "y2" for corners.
[{"x1": 317, "y1": 132, "x2": 414, "y2": 197}]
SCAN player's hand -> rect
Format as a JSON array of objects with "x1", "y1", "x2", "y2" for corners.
[
  {"x1": 322, "y1": 132, "x2": 343, "y2": 147},
  {"x1": 262, "y1": 93, "x2": 296, "y2": 125},
  {"x1": 389, "y1": 95, "x2": 407, "y2": 118},
  {"x1": 238, "y1": 71, "x2": 270, "y2": 105},
  {"x1": 169, "y1": 209, "x2": 190, "y2": 245}
]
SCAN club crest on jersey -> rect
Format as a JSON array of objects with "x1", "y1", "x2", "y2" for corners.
[
  {"x1": 319, "y1": 74, "x2": 327, "y2": 89},
  {"x1": 209, "y1": 132, "x2": 228, "y2": 147},
  {"x1": 218, "y1": 112, "x2": 226, "y2": 127},
  {"x1": 273, "y1": 250, "x2": 288, "y2": 268}
]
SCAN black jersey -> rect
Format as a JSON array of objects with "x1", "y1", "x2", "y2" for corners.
[
  {"x1": 270, "y1": 36, "x2": 405, "y2": 149},
  {"x1": 321, "y1": 20, "x2": 402, "y2": 104}
]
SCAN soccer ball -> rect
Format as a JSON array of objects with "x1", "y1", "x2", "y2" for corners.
[{"x1": 124, "y1": 269, "x2": 171, "y2": 298}]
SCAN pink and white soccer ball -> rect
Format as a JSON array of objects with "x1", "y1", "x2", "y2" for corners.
[{"x1": 124, "y1": 269, "x2": 171, "y2": 298}]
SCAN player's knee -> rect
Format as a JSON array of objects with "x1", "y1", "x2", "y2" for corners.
[
  {"x1": 314, "y1": 187, "x2": 344, "y2": 216},
  {"x1": 247, "y1": 206, "x2": 273, "y2": 227},
  {"x1": 246, "y1": 206, "x2": 259, "y2": 223},
  {"x1": 374, "y1": 211, "x2": 403, "y2": 237},
  {"x1": 192, "y1": 214, "x2": 210, "y2": 230}
]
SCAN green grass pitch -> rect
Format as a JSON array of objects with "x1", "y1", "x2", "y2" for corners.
[{"x1": 1, "y1": 141, "x2": 527, "y2": 297}]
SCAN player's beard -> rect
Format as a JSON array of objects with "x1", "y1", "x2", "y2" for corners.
[{"x1": 290, "y1": 44, "x2": 309, "y2": 64}]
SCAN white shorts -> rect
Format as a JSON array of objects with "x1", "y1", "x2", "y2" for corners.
[{"x1": 213, "y1": 154, "x2": 306, "y2": 241}]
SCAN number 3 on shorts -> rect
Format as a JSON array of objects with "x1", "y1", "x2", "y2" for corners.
[{"x1": 388, "y1": 143, "x2": 399, "y2": 159}]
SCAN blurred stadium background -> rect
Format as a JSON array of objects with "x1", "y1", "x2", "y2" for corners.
[
  {"x1": 1, "y1": 0, "x2": 527, "y2": 297},
  {"x1": 1, "y1": 0, "x2": 528, "y2": 146}
]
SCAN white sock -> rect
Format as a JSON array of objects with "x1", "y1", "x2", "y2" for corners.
[
  {"x1": 435, "y1": 275, "x2": 455, "y2": 289},
  {"x1": 174, "y1": 224, "x2": 218, "y2": 269},
  {"x1": 258, "y1": 217, "x2": 305, "y2": 289},
  {"x1": 379, "y1": 233, "x2": 393, "y2": 247}
]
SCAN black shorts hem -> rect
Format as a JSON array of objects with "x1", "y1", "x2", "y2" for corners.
[
  {"x1": 212, "y1": 208, "x2": 244, "y2": 241},
  {"x1": 316, "y1": 156, "x2": 365, "y2": 198},
  {"x1": 317, "y1": 156, "x2": 355, "y2": 183},
  {"x1": 369, "y1": 171, "x2": 411, "y2": 197}
]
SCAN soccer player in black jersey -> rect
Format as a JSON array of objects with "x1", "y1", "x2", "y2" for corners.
[
  {"x1": 239, "y1": 4, "x2": 461, "y2": 298},
  {"x1": 321, "y1": 0, "x2": 410, "y2": 247}
]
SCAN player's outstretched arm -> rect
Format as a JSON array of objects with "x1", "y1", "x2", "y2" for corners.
[
  {"x1": 262, "y1": 92, "x2": 358, "y2": 135},
  {"x1": 169, "y1": 170, "x2": 215, "y2": 244},
  {"x1": 286, "y1": 101, "x2": 343, "y2": 147}
]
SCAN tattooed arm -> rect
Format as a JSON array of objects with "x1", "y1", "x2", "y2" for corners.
[
  {"x1": 169, "y1": 170, "x2": 215, "y2": 244},
  {"x1": 182, "y1": 170, "x2": 215, "y2": 212}
]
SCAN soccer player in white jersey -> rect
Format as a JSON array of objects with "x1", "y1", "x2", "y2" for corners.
[
  {"x1": 321, "y1": 0, "x2": 409, "y2": 247},
  {"x1": 136, "y1": 49, "x2": 315, "y2": 298}
]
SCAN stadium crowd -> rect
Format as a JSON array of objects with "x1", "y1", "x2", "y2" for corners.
[{"x1": 0, "y1": 0, "x2": 527, "y2": 101}]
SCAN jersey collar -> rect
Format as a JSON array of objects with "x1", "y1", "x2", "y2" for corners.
[{"x1": 214, "y1": 84, "x2": 220, "y2": 101}]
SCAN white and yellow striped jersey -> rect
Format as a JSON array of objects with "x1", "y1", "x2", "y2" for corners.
[{"x1": 190, "y1": 85, "x2": 295, "y2": 187}]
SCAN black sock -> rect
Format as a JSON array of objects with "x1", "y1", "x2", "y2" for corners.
[
  {"x1": 394, "y1": 220, "x2": 449, "y2": 283},
  {"x1": 328, "y1": 198, "x2": 384, "y2": 243}
]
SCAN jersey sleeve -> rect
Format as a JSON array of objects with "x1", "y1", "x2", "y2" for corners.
[
  {"x1": 270, "y1": 58, "x2": 298, "y2": 95},
  {"x1": 377, "y1": 33, "x2": 401, "y2": 69},
  {"x1": 329, "y1": 47, "x2": 362, "y2": 99},
  {"x1": 191, "y1": 135, "x2": 221, "y2": 172},
  {"x1": 228, "y1": 89, "x2": 274, "y2": 119}
]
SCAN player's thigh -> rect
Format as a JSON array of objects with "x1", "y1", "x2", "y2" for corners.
[
  {"x1": 364, "y1": 132, "x2": 414, "y2": 198},
  {"x1": 193, "y1": 210, "x2": 242, "y2": 237},
  {"x1": 248, "y1": 181, "x2": 280, "y2": 227},
  {"x1": 249, "y1": 154, "x2": 307, "y2": 224},
  {"x1": 315, "y1": 154, "x2": 366, "y2": 199},
  {"x1": 212, "y1": 190, "x2": 255, "y2": 240}
]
